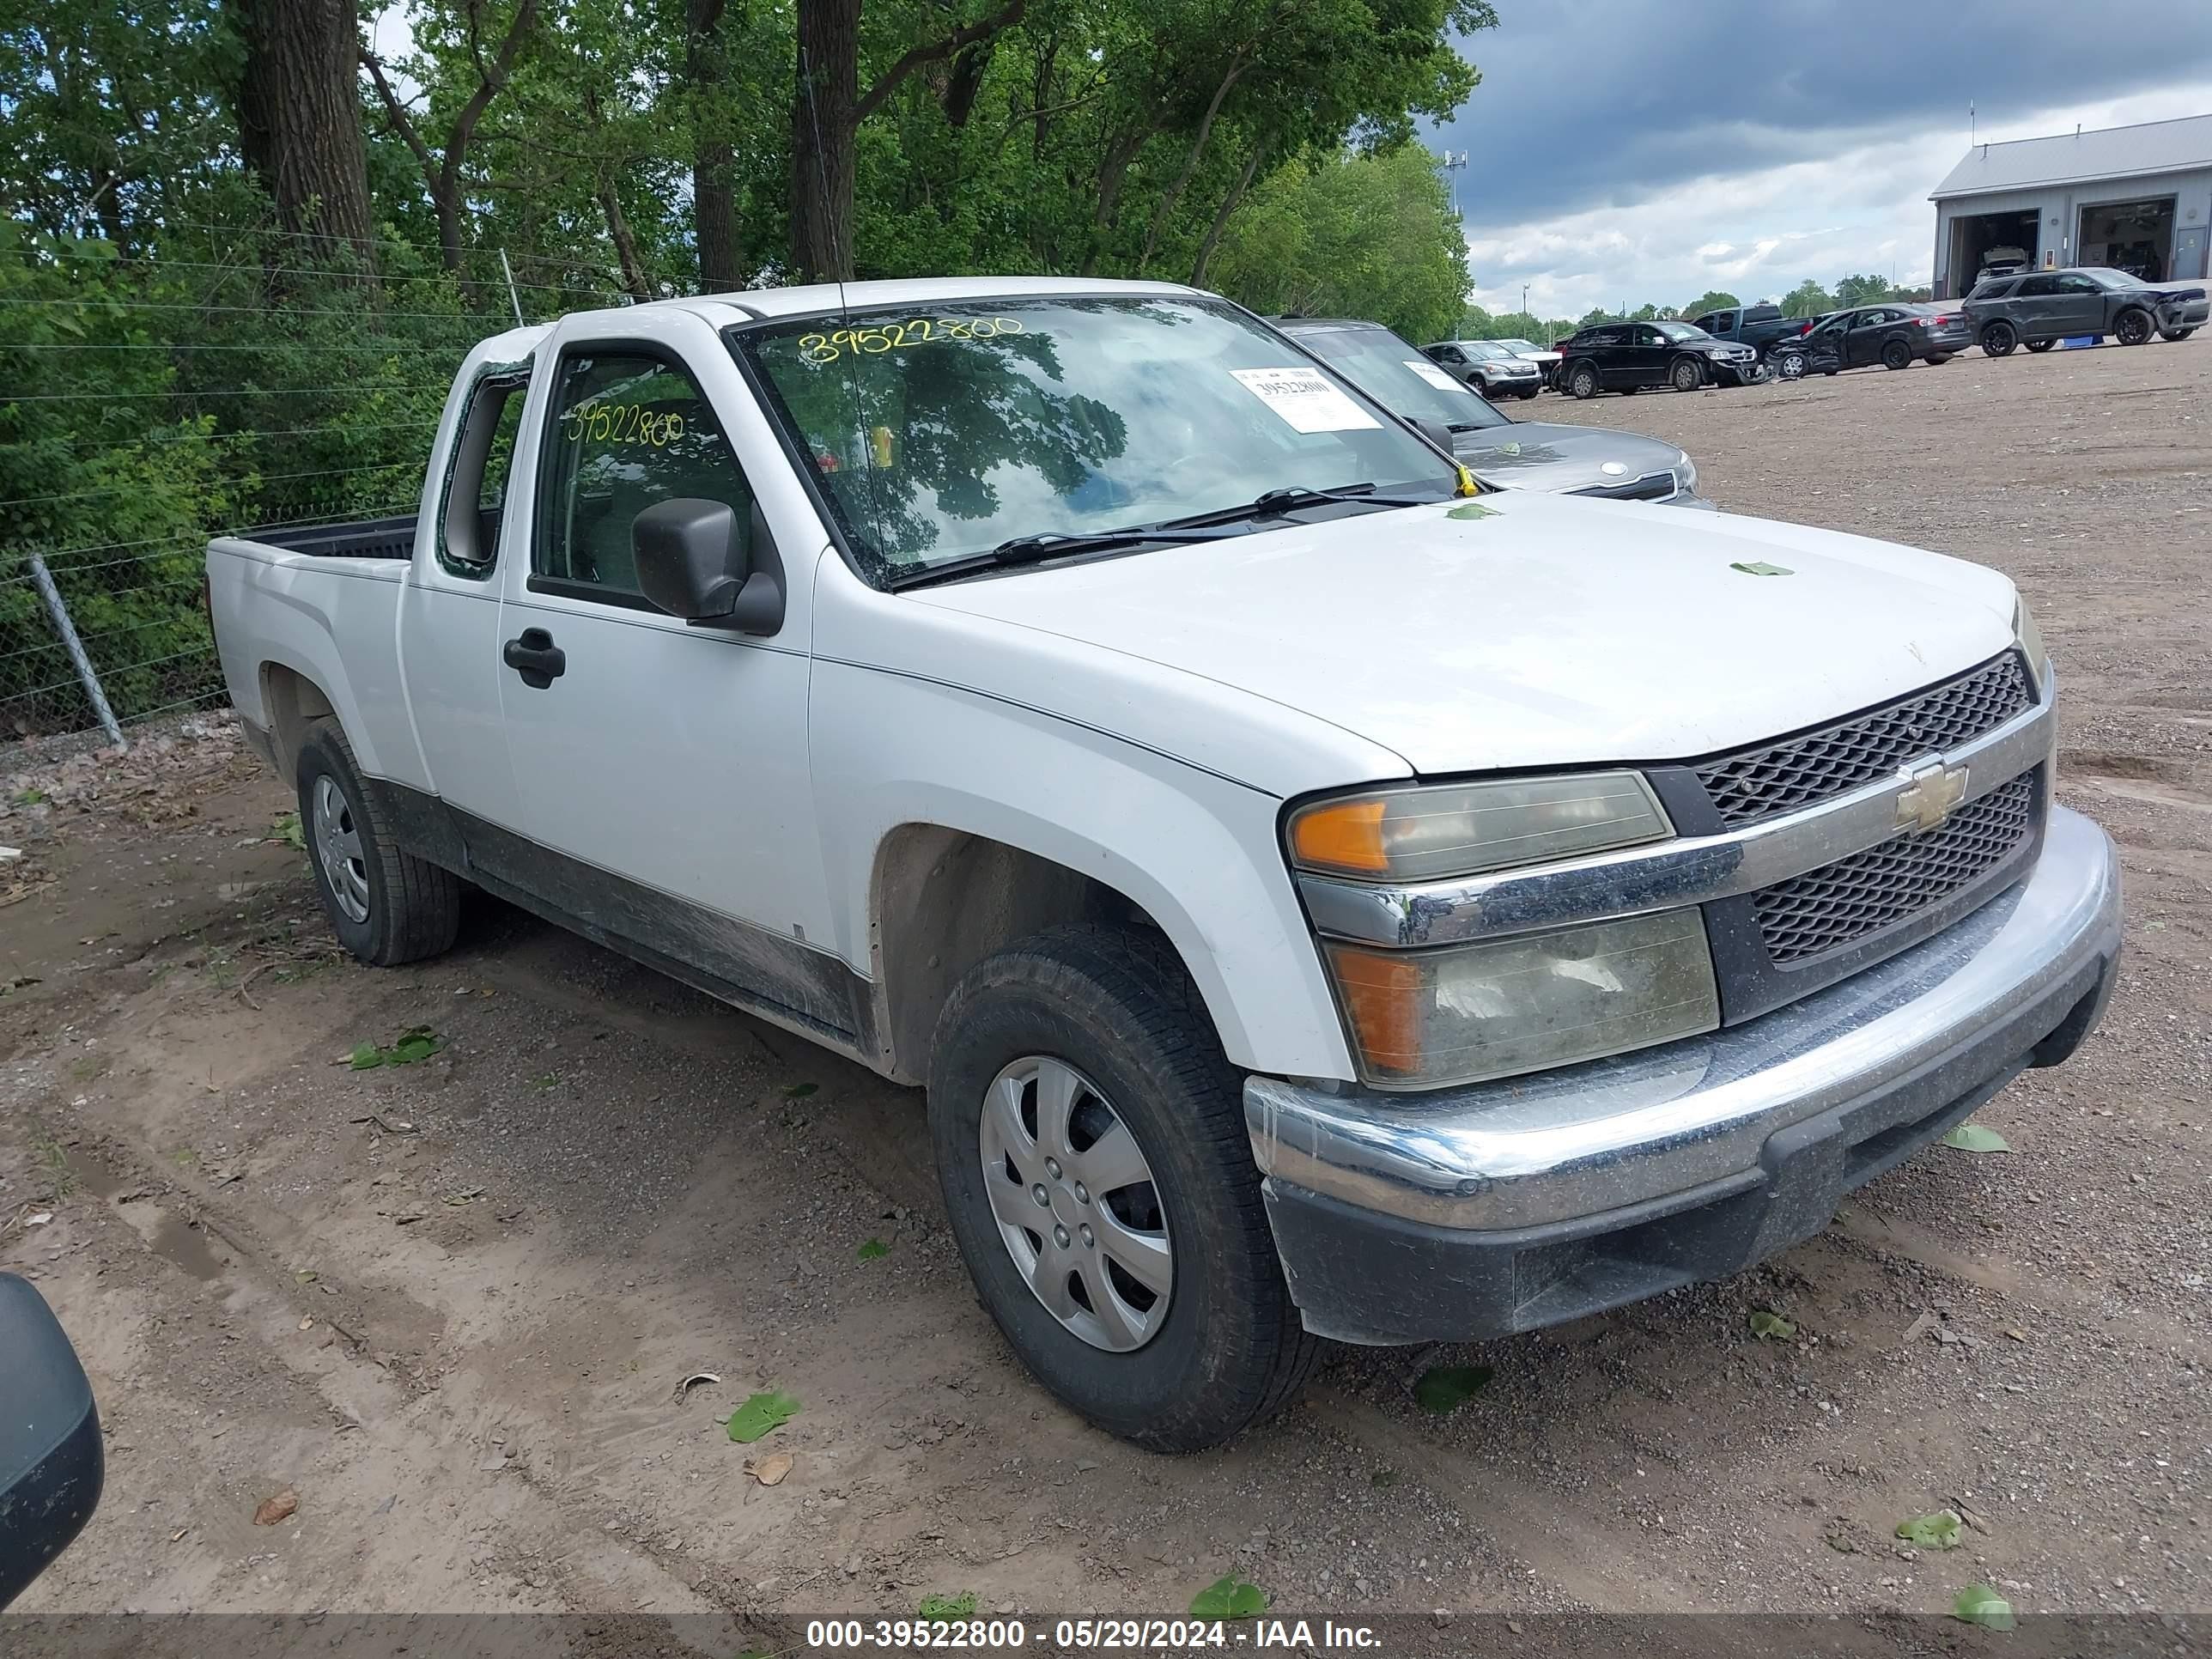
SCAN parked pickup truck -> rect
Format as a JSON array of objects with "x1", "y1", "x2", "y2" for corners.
[
  {"x1": 209, "y1": 277, "x2": 2122, "y2": 1453},
  {"x1": 1686, "y1": 301, "x2": 1811, "y2": 359}
]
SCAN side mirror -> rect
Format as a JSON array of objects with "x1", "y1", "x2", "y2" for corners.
[
  {"x1": 632, "y1": 496, "x2": 785, "y2": 635},
  {"x1": 1408, "y1": 416, "x2": 1459, "y2": 454},
  {"x1": 0, "y1": 1273, "x2": 103, "y2": 1608}
]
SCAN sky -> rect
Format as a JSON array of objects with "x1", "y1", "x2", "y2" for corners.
[{"x1": 1431, "y1": 0, "x2": 2212, "y2": 320}]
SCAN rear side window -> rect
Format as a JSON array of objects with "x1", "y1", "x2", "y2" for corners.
[
  {"x1": 2016, "y1": 274, "x2": 2057, "y2": 297},
  {"x1": 536, "y1": 348, "x2": 755, "y2": 605}
]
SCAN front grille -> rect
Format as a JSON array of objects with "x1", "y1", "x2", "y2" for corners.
[
  {"x1": 1695, "y1": 653, "x2": 2030, "y2": 828},
  {"x1": 1573, "y1": 470, "x2": 1678, "y2": 502},
  {"x1": 1752, "y1": 773, "x2": 2036, "y2": 964}
]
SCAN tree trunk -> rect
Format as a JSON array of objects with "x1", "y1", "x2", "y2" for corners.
[
  {"x1": 1189, "y1": 140, "x2": 1267, "y2": 289},
  {"x1": 791, "y1": 0, "x2": 860, "y2": 282},
  {"x1": 687, "y1": 0, "x2": 743, "y2": 291},
  {"x1": 227, "y1": 0, "x2": 375, "y2": 260},
  {"x1": 1136, "y1": 55, "x2": 1245, "y2": 274},
  {"x1": 1080, "y1": 126, "x2": 1154, "y2": 275},
  {"x1": 599, "y1": 179, "x2": 653, "y2": 301},
  {"x1": 943, "y1": 40, "x2": 994, "y2": 128}
]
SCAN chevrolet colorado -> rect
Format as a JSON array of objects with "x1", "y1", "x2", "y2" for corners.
[{"x1": 208, "y1": 277, "x2": 2121, "y2": 1452}]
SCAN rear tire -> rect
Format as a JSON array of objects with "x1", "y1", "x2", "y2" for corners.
[
  {"x1": 295, "y1": 720, "x2": 460, "y2": 967},
  {"x1": 1516, "y1": 386, "x2": 1540, "y2": 400},
  {"x1": 1881, "y1": 338, "x2": 1912, "y2": 370},
  {"x1": 1567, "y1": 361, "x2": 1601, "y2": 399},
  {"x1": 2159, "y1": 326, "x2": 2196, "y2": 342},
  {"x1": 2026, "y1": 338, "x2": 2055, "y2": 353},
  {"x1": 1668, "y1": 356, "x2": 1704, "y2": 392},
  {"x1": 2114, "y1": 307, "x2": 2153, "y2": 346},
  {"x1": 927, "y1": 923, "x2": 1322, "y2": 1452},
  {"x1": 1981, "y1": 319, "x2": 2019, "y2": 356}
]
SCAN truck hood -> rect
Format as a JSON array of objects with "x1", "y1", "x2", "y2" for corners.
[
  {"x1": 1454, "y1": 421, "x2": 1686, "y2": 495},
  {"x1": 908, "y1": 492, "x2": 2018, "y2": 779}
]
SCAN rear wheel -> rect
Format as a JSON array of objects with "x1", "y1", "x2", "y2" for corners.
[
  {"x1": 1567, "y1": 361, "x2": 1601, "y2": 399},
  {"x1": 1981, "y1": 319, "x2": 2019, "y2": 356},
  {"x1": 2025, "y1": 338, "x2": 2055, "y2": 352},
  {"x1": 2114, "y1": 307, "x2": 2154, "y2": 346},
  {"x1": 1515, "y1": 386, "x2": 1540, "y2": 400},
  {"x1": 927, "y1": 923, "x2": 1321, "y2": 1452},
  {"x1": 295, "y1": 720, "x2": 460, "y2": 967},
  {"x1": 1668, "y1": 356, "x2": 1705, "y2": 392},
  {"x1": 1881, "y1": 338, "x2": 1912, "y2": 370},
  {"x1": 2159, "y1": 326, "x2": 2196, "y2": 342}
]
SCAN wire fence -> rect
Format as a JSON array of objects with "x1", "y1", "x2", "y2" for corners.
[{"x1": 3, "y1": 225, "x2": 678, "y2": 746}]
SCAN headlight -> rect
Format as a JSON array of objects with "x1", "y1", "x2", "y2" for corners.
[
  {"x1": 2013, "y1": 597, "x2": 2048, "y2": 692},
  {"x1": 1326, "y1": 911, "x2": 1720, "y2": 1088},
  {"x1": 1288, "y1": 772, "x2": 1672, "y2": 882},
  {"x1": 1673, "y1": 453, "x2": 1698, "y2": 498}
]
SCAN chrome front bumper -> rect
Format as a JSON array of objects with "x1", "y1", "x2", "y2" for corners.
[{"x1": 1244, "y1": 806, "x2": 2121, "y2": 1341}]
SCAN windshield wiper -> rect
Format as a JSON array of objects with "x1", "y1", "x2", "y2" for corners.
[
  {"x1": 1157, "y1": 482, "x2": 1438, "y2": 529},
  {"x1": 888, "y1": 525, "x2": 1243, "y2": 591}
]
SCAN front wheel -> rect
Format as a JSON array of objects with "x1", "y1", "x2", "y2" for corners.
[
  {"x1": 1881, "y1": 338, "x2": 1912, "y2": 370},
  {"x1": 1516, "y1": 386, "x2": 1540, "y2": 399},
  {"x1": 1567, "y1": 361, "x2": 1601, "y2": 399},
  {"x1": 295, "y1": 720, "x2": 460, "y2": 966},
  {"x1": 2160, "y1": 326, "x2": 2196, "y2": 342},
  {"x1": 2114, "y1": 307, "x2": 2153, "y2": 346},
  {"x1": 1668, "y1": 356, "x2": 1705, "y2": 392},
  {"x1": 1981, "y1": 319, "x2": 2019, "y2": 356},
  {"x1": 927, "y1": 924, "x2": 1321, "y2": 1452},
  {"x1": 1772, "y1": 348, "x2": 1807, "y2": 380}
]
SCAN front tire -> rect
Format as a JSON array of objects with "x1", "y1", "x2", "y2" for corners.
[
  {"x1": 2160, "y1": 326, "x2": 2197, "y2": 342},
  {"x1": 2115, "y1": 307, "x2": 2153, "y2": 346},
  {"x1": 1981, "y1": 319, "x2": 2019, "y2": 356},
  {"x1": 295, "y1": 720, "x2": 460, "y2": 966},
  {"x1": 1516, "y1": 386, "x2": 1540, "y2": 400},
  {"x1": 927, "y1": 924, "x2": 1321, "y2": 1452},
  {"x1": 1567, "y1": 361, "x2": 1601, "y2": 399},
  {"x1": 1668, "y1": 356, "x2": 1705, "y2": 392},
  {"x1": 1772, "y1": 348, "x2": 1807, "y2": 380}
]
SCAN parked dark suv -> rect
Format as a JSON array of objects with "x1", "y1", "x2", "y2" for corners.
[
  {"x1": 1555, "y1": 320, "x2": 1760, "y2": 397},
  {"x1": 1766, "y1": 303, "x2": 1972, "y2": 378},
  {"x1": 1964, "y1": 266, "x2": 2209, "y2": 355}
]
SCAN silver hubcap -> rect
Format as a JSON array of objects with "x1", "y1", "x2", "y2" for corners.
[
  {"x1": 1781, "y1": 356, "x2": 1802, "y2": 378},
  {"x1": 980, "y1": 1056, "x2": 1172, "y2": 1352},
  {"x1": 313, "y1": 775, "x2": 371, "y2": 924}
]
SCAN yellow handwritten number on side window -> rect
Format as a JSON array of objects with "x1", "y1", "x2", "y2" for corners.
[
  {"x1": 562, "y1": 403, "x2": 685, "y2": 447},
  {"x1": 796, "y1": 316, "x2": 1026, "y2": 365}
]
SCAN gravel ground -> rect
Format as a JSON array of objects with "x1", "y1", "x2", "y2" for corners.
[{"x1": 2, "y1": 335, "x2": 2207, "y2": 1647}]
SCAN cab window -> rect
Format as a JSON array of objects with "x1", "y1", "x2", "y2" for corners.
[{"x1": 536, "y1": 348, "x2": 754, "y2": 605}]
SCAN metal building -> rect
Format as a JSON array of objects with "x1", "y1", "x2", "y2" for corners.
[{"x1": 1929, "y1": 113, "x2": 2212, "y2": 298}]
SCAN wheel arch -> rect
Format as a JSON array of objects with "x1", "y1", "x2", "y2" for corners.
[{"x1": 259, "y1": 660, "x2": 340, "y2": 776}]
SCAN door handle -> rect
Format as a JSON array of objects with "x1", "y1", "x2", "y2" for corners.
[{"x1": 502, "y1": 627, "x2": 566, "y2": 689}]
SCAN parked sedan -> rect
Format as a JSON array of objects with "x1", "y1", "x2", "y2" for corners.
[
  {"x1": 1555, "y1": 320, "x2": 1760, "y2": 398},
  {"x1": 1276, "y1": 317, "x2": 1707, "y2": 504},
  {"x1": 1964, "y1": 266, "x2": 2210, "y2": 355},
  {"x1": 1766, "y1": 303, "x2": 1972, "y2": 378},
  {"x1": 1421, "y1": 338, "x2": 1545, "y2": 399}
]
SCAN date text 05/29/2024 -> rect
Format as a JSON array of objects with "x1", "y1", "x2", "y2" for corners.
[{"x1": 802, "y1": 1619, "x2": 1385, "y2": 1650}]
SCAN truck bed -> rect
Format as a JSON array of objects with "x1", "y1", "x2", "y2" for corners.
[{"x1": 251, "y1": 514, "x2": 418, "y2": 561}]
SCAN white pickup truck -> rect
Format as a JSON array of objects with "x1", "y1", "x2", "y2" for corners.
[{"x1": 209, "y1": 277, "x2": 2121, "y2": 1452}]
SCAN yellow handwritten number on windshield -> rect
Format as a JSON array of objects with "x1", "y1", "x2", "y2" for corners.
[{"x1": 797, "y1": 316, "x2": 1026, "y2": 365}]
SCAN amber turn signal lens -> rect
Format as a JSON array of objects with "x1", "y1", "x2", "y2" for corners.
[
  {"x1": 1325, "y1": 945, "x2": 1424, "y2": 1078},
  {"x1": 1288, "y1": 798, "x2": 1389, "y2": 875}
]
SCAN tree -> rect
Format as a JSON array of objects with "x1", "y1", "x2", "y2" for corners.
[
  {"x1": 1780, "y1": 278, "x2": 1835, "y2": 319},
  {"x1": 362, "y1": 0, "x2": 543, "y2": 272},
  {"x1": 225, "y1": 0, "x2": 376, "y2": 255},
  {"x1": 1680, "y1": 289, "x2": 1739, "y2": 317},
  {"x1": 1834, "y1": 272, "x2": 1893, "y2": 308}
]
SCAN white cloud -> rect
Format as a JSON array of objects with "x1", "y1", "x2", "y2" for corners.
[{"x1": 1460, "y1": 79, "x2": 2212, "y2": 320}]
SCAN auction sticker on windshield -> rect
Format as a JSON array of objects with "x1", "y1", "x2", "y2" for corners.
[
  {"x1": 1403, "y1": 360, "x2": 1462, "y2": 392},
  {"x1": 1230, "y1": 367, "x2": 1381, "y2": 434}
]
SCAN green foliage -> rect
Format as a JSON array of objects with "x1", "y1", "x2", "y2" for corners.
[
  {"x1": 1189, "y1": 1577, "x2": 1268, "y2": 1618},
  {"x1": 1780, "y1": 278, "x2": 1837, "y2": 319},
  {"x1": 1896, "y1": 1512, "x2": 1963, "y2": 1550},
  {"x1": 916, "y1": 1592, "x2": 978, "y2": 1623},
  {"x1": 1942, "y1": 1122, "x2": 2012, "y2": 1153},
  {"x1": 723, "y1": 1389, "x2": 801, "y2": 1443},
  {"x1": 1952, "y1": 1586, "x2": 2015, "y2": 1631},
  {"x1": 1748, "y1": 1310, "x2": 1796, "y2": 1340},
  {"x1": 1681, "y1": 289, "x2": 1741, "y2": 317}
]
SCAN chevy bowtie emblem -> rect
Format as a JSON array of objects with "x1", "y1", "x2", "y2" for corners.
[{"x1": 1896, "y1": 757, "x2": 1969, "y2": 834}]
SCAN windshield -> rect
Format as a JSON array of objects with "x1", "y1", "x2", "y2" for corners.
[
  {"x1": 1291, "y1": 326, "x2": 1509, "y2": 432},
  {"x1": 734, "y1": 296, "x2": 1453, "y2": 579},
  {"x1": 1462, "y1": 341, "x2": 1511, "y2": 360},
  {"x1": 1654, "y1": 322, "x2": 1707, "y2": 342},
  {"x1": 1492, "y1": 338, "x2": 1540, "y2": 353}
]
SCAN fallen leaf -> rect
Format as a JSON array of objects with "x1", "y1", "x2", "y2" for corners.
[
  {"x1": 1749, "y1": 1310, "x2": 1796, "y2": 1340},
  {"x1": 746, "y1": 1451, "x2": 793, "y2": 1486},
  {"x1": 1412, "y1": 1364, "x2": 1493, "y2": 1414},
  {"x1": 783, "y1": 1082, "x2": 819, "y2": 1099},
  {"x1": 1952, "y1": 1585, "x2": 2015, "y2": 1631},
  {"x1": 1729, "y1": 560, "x2": 1793, "y2": 576},
  {"x1": 724, "y1": 1389, "x2": 801, "y2": 1443},
  {"x1": 1896, "y1": 1512, "x2": 1963, "y2": 1550},
  {"x1": 1447, "y1": 501, "x2": 1498, "y2": 520},
  {"x1": 1942, "y1": 1123, "x2": 2012, "y2": 1153},
  {"x1": 857, "y1": 1237, "x2": 890, "y2": 1261},
  {"x1": 1188, "y1": 1576, "x2": 1267, "y2": 1619},
  {"x1": 252, "y1": 1489, "x2": 298, "y2": 1526},
  {"x1": 918, "y1": 1592, "x2": 977, "y2": 1622}
]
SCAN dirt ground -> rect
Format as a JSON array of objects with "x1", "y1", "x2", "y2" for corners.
[{"x1": 3, "y1": 336, "x2": 2208, "y2": 1643}]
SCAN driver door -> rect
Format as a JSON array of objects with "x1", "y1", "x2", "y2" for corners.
[{"x1": 1844, "y1": 308, "x2": 1890, "y2": 368}]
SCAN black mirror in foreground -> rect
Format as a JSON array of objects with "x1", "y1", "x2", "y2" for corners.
[
  {"x1": 633, "y1": 496, "x2": 785, "y2": 635},
  {"x1": 1408, "y1": 415, "x2": 1458, "y2": 455},
  {"x1": 0, "y1": 1273, "x2": 103, "y2": 1607}
]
